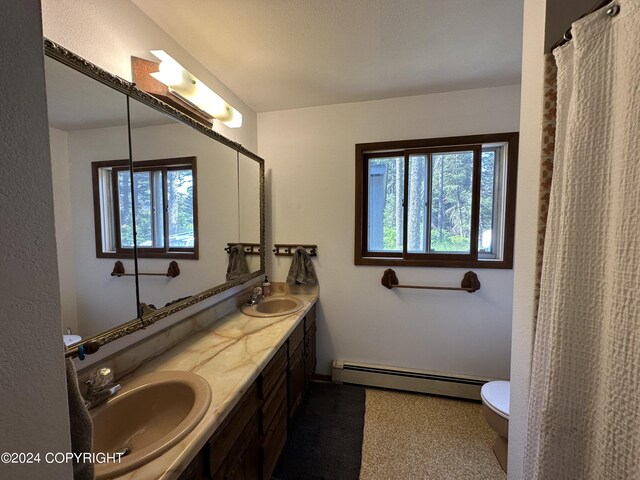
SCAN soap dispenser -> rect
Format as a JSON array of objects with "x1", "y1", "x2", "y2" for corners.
[{"x1": 262, "y1": 276, "x2": 271, "y2": 297}]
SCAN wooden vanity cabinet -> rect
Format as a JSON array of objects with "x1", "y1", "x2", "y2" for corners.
[
  {"x1": 287, "y1": 321, "x2": 306, "y2": 418},
  {"x1": 178, "y1": 302, "x2": 317, "y2": 480},
  {"x1": 177, "y1": 383, "x2": 261, "y2": 480},
  {"x1": 210, "y1": 414, "x2": 260, "y2": 480},
  {"x1": 178, "y1": 448, "x2": 209, "y2": 480},
  {"x1": 208, "y1": 382, "x2": 261, "y2": 480},
  {"x1": 260, "y1": 344, "x2": 288, "y2": 479}
]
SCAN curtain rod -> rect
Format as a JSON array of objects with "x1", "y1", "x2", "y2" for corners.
[{"x1": 550, "y1": 0, "x2": 614, "y2": 52}]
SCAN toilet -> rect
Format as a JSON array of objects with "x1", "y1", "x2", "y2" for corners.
[{"x1": 480, "y1": 380, "x2": 510, "y2": 472}]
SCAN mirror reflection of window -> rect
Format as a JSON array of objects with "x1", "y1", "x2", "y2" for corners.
[{"x1": 93, "y1": 157, "x2": 198, "y2": 259}]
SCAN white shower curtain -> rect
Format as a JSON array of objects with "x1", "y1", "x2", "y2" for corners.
[{"x1": 525, "y1": 1, "x2": 640, "y2": 478}]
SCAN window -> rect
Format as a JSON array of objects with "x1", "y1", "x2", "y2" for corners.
[
  {"x1": 355, "y1": 133, "x2": 518, "y2": 268},
  {"x1": 92, "y1": 157, "x2": 198, "y2": 259}
]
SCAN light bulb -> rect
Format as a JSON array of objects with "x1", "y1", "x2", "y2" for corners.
[{"x1": 149, "y1": 50, "x2": 243, "y2": 128}]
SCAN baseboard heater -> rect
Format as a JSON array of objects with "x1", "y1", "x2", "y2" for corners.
[{"x1": 332, "y1": 360, "x2": 489, "y2": 401}]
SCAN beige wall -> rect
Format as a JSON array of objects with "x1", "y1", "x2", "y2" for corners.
[
  {"x1": 0, "y1": 1, "x2": 72, "y2": 477},
  {"x1": 259, "y1": 85, "x2": 520, "y2": 380}
]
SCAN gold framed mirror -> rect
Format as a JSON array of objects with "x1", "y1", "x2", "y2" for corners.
[{"x1": 45, "y1": 39, "x2": 265, "y2": 357}]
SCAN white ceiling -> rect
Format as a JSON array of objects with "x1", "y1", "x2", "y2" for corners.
[{"x1": 131, "y1": 0, "x2": 524, "y2": 113}]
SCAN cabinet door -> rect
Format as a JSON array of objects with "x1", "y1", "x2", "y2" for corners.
[
  {"x1": 208, "y1": 382, "x2": 259, "y2": 477},
  {"x1": 288, "y1": 341, "x2": 305, "y2": 418},
  {"x1": 304, "y1": 322, "x2": 317, "y2": 394},
  {"x1": 215, "y1": 414, "x2": 260, "y2": 480},
  {"x1": 210, "y1": 457, "x2": 228, "y2": 480},
  {"x1": 177, "y1": 447, "x2": 208, "y2": 480},
  {"x1": 230, "y1": 418, "x2": 260, "y2": 480},
  {"x1": 261, "y1": 400, "x2": 287, "y2": 479}
]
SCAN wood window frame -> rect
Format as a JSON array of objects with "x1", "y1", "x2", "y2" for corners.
[
  {"x1": 92, "y1": 156, "x2": 199, "y2": 260},
  {"x1": 354, "y1": 132, "x2": 518, "y2": 269}
]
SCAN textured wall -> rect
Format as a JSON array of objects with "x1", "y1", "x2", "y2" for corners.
[
  {"x1": 259, "y1": 85, "x2": 520, "y2": 380},
  {"x1": 0, "y1": 1, "x2": 72, "y2": 478}
]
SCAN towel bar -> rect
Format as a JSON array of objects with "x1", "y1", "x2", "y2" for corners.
[
  {"x1": 111, "y1": 260, "x2": 180, "y2": 278},
  {"x1": 381, "y1": 268, "x2": 480, "y2": 293},
  {"x1": 273, "y1": 244, "x2": 318, "y2": 256},
  {"x1": 65, "y1": 339, "x2": 101, "y2": 359}
]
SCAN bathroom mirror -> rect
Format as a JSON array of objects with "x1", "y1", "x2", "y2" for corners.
[
  {"x1": 127, "y1": 97, "x2": 241, "y2": 312},
  {"x1": 44, "y1": 53, "x2": 139, "y2": 344},
  {"x1": 45, "y1": 39, "x2": 265, "y2": 355}
]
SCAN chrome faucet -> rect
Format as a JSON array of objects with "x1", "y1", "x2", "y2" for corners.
[
  {"x1": 247, "y1": 286, "x2": 263, "y2": 306},
  {"x1": 84, "y1": 367, "x2": 121, "y2": 410}
]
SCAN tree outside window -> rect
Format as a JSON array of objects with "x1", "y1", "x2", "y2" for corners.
[{"x1": 356, "y1": 133, "x2": 518, "y2": 268}]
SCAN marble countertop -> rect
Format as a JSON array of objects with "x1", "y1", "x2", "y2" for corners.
[{"x1": 112, "y1": 288, "x2": 318, "y2": 480}]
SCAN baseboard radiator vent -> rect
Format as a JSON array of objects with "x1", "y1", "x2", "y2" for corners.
[{"x1": 332, "y1": 360, "x2": 490, "y2": 401}]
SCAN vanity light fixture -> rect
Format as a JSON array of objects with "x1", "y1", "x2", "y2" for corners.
[{"x1": 148, "y1": 50, "x2": 242, "y2": 128}]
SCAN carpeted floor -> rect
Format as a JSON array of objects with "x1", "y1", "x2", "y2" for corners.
[
  {"x1": 359, "y1": 388, "x2": 506, "y2": 480},
  {"x1": 273, "y1": 382, "x2": 366, "y2": 480},
  {"x1": 273, "y1": 384, "x2": 505, "y2": 480}
]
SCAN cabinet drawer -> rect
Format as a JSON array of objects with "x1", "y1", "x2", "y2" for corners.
[
  {"x1": 261, "y1": 343, "x2": 287, "y2": 399},
  {"x1": 288, "y1": 321, "x2": 304, "y2": 358},
  {"x1": 261, "y1": 373, "x2": 287, "y2": 435},
  {"x1": 208, "y1": 381, "x2": 259, "y2": 475},
  {"x1": 261, "y1": 401, "x2": 287, "y2": 480},
  {"x1": 304, "y1": 304, "x2": 317, "y2": 331}
]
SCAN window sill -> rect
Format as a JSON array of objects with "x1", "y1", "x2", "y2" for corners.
[
  {"x1": 96, "y1": 251, "x2": 199, "y2": 260},
  {"x1": 354, "y1": 256, "x2": 512, "y2": 269}
]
